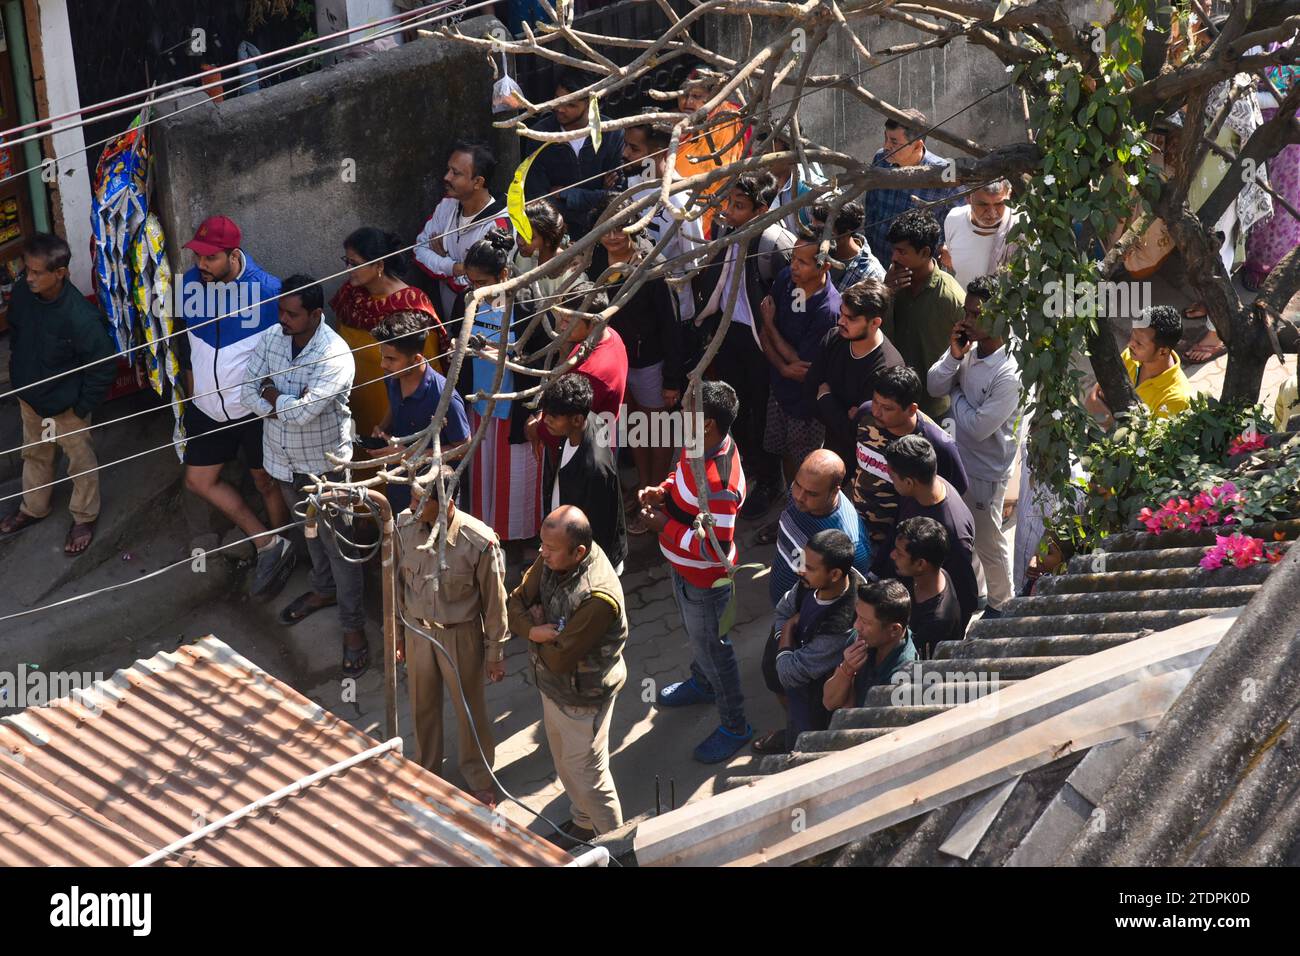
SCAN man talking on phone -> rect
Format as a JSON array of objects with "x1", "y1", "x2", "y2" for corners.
[{"x1": 925, "y1": 274, "x2": 1022, "y2": 618}]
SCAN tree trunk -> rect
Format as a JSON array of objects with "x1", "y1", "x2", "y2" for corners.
[{"x1": 1087, "y1": 319, "x2": 1139, "y2": 414}]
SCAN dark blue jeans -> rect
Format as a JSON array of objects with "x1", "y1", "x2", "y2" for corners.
[{"x1": 670, "y1": 569, "x2": 746, "y2": 731}]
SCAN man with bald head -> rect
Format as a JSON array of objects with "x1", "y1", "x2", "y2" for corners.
[
  {"x1": 752, "y1": 449, "x2": 873, "y2": 754},
  {"x1": 767, "y1": 449, "x2": 872, "y2": 606},
  {"x1": 506, "y1": 505, "x2": 628, "y2": 847}
]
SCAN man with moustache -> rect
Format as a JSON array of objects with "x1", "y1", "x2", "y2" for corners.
[
  {"x1": 807, "y1": 279, "x2": 904, "y2": 474},
  {"x1": 177, "y1": 215, "x2": 295, "y2": 598},
  {"x1": 1, "y1": 233, "x2": 116, "y2": 554},
  {"x1": 241, "y1": 276, "x2": 369, "y2": 677},
  {"x1": 414, "y1": 140, "x2": 512, "y2": 320}
]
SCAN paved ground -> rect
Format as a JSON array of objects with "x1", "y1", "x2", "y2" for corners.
[{"x1": 3, "y1": 288, "x2": 1296, "y2": 841}]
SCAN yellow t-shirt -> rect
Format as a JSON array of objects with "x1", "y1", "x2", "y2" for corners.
[{"x1": 1122, "y1": 347, "x2": 1192, "y2": 418}]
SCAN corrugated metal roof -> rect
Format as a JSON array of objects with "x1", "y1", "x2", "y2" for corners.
[
  {"x1": 717, "y1": 512, "x2": 1300, "y2": 867},
  {"x1": 0, "y1": 637, "x2": 570, "y2": 867}
]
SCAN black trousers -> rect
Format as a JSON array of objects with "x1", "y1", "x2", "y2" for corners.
[{"x1": 711, "y1": 322, "x2": 781, "y2": 487}]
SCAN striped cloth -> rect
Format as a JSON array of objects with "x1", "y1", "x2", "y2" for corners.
[
  {"x1": 657, "y1": 435, "x2": 746, "y2": 587},
  {"x1": 768, "y1": 491, "x2": 873, "y2": 605},
  {"x1": 466, "y1": 410, "x2": 542, "y2": 542}
]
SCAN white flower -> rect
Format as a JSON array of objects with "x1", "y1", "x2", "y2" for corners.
[
  {"x1": 1056, "y1": 52, "x2": 1069, "y2": 64},
  {"x1": 1145, "y1": 18, "x2": 1156, "y2": 30},
  {"x1": 1005, "y1": 64, "x2": 1015, "y2": 73},
  {"x1": 1051, "y1": 409, "x2": 1064, "y2": 421},
  {"x1": 1043, "y1": 69, "x2": 1057, "y2": 82},
  {"x1": 1043, "y1": 174, "x2": 1057, "y2": 186},
  {"x1": 1136, "y1": 446, "x2": 1148, "y2": 458},
  {"x1": 1127, "y1": 174, "x2": 1140, "y2": 186}
]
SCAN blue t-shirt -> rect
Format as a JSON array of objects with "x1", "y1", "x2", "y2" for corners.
[
  {"x1": 769, "y1": 489, "x2": 873, "y2": 605},
  {"x1": 384, "y1": 364, "x2": 470, "y2": 513},
  {"x1": 769, "y1": 268, "x2": 841, "y2": 419}
]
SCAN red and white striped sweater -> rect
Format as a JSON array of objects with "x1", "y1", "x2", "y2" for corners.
[{"x1": 657, "y1": 435, "x2": 747, "y2": 587}]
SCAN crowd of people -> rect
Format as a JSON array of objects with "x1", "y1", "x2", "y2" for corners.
[{"x1": 8, "y1": 60, "x2": 1261, "y2": 850}]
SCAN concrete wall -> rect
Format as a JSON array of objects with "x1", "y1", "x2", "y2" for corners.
[
  {"x1": 152, "y1": 15, "x2": 516, "y2": 296},
  {"x1": 707, "y1": 3, "x2": 1111, "y2": 159}
]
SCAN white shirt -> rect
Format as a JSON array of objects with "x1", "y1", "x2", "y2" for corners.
[
  {"x1": 926, "y1": 343, "x2": 1023, "y2": 482},
  {"x1": 630, "y1": 178, "x2": 706, "y2": 323},
  {"x1": 704, "y1": 242, "x2": 755, "y2": 329},
  {"x1": 551, "y1": 439, "x2": 580, "y2": 512},
  {"x1": 943, "y1": 205, "x2": 1017, "y2": 290}
]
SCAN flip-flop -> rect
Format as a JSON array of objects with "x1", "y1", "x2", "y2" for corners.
[
  {"x1": 64, "y1": 521, "x2": 95, "y2": 555},
  {"x1": 754, "y1": 522, "x2": 782, "y2": 546},
  {"x1": 751, "y1": 729, "x2": 789, "y2": 754},
  {"x1": 278, "y1": 591, "x2": 337, "y2": 626},
  {"x1": 0, "y1": 510, "x2": 45, "y2": 536},
  {"x1": 342, "y1": 641, "x2": 370, "y2": 678},
  {"x1": 1184, "y1": 338, "x2": 1227, "y2": 364}
]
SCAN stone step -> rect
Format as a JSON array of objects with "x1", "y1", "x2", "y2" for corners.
[
  {"x1": 936, "y1": 632, "x2": 1143, "y2": 659},
  {"x1": 1004, "y1": 585, "x2": 1259, "y2": 618},
  {"x1": 796, "y1": 727, "x2": 898, "y2": 753},
  {"x1": 758, "y1": 751, "x2": 828, "y2": 773},
  {"x1": 1065, "y1": 546, "x2": 1212, "y2": 575},
  {"x1": 899, "y1": 656, "x2": 1078, "y2": 680},
  {"x1": 967, "y1": 606, "x2": 1216, "y2": 640},
  {"x1": 1093, "y1": 518, "x2": 1300, "y2": 556},
  {"x1": 860, "y1": 678, "x2": 1018, "y2": 707},
  {"x1": 828, "y1": 705, "x2": 954, "y2": 729},
  {"x1": 1038, "y1": 563, "x2": 1272, "y2": 595}
]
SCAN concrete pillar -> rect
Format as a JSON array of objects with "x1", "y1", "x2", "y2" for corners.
[{"x1": 32, "y1": 0, "x2": 93, "y2": 292}]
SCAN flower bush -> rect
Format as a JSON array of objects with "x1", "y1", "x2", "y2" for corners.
[
  {"x1": 1136, "y1": 482, "x2": 1244, "y2": 534},
  {"x1": 1199, "y1": 533, "x2": 1285, "y2": 570},
  {"x1": 1227, "y1": 430, "x2": 1269, "y2": 456}
]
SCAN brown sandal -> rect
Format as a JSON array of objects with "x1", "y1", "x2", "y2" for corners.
[
  {"x1": 64, "y1": 521, "x2": 95, "y2": 555},
  {"x1": 1, "y1": 510, "x2": 45, "y2": 535}
]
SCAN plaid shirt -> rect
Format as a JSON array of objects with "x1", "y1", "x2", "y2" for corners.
[
  {"x1": 837, "y1": 236, "x2": 886, "y2": 290},
  {"x1": 241, "y1": 321, "x2": 356, "y2": 482},
  {"x1": 863, "y1": 148, "x2": 966, "y2": 262}
]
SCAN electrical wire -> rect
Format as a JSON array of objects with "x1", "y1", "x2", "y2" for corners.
[
  {"x1": 377, "y1": 500, "x2": 622, "y2": 862},
  {"x1": 0, "y1": 520, "x2": 301, "y2": 624},
  {"x1": 1, "y1": 33, "x2": 1005, "y2": 407},
  {"x1": 0, "y1": 0, "x2": 493, "y2": 162},
  {"x1": 0, "y1": 0, "x2": 465, "y2": 143}
]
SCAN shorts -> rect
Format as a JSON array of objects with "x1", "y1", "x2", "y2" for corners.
[
  {"x1": 762, "y1": 395, "x2": 825, "y2": 462},
  {"x1": 626, "y1": 361, "x2": 665, "y2": 409},
  {"x1": 182, "y1": 404, "x2": 266, "y2": 469}
]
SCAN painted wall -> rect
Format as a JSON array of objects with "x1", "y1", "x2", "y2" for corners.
[{"x1": 151, "y1": 16, "x2": 515, "y2": 301}]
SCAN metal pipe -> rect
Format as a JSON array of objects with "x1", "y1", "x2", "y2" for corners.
[
  {"x1": 363, "y1": 487, "x2": 400, "y2": 742},
  {"x1": 564, "y1": 846, "x2": 610, "y2": 868},
  {"x1": 131, "y1": 737, "x2": 404, "y2": 867}
]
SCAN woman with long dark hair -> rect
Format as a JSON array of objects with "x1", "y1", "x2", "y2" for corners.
[{"x1": 330, "y1": 226, "x2": 445, "y2": 436}]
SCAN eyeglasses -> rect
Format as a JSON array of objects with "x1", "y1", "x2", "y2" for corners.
[{"x1": 341, "y1": 257, "x2": 367, "y2": 269}]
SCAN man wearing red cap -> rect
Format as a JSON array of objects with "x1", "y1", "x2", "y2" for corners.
[{"x1": 178, "y1": 214, "x2": 296, "y2": 597}]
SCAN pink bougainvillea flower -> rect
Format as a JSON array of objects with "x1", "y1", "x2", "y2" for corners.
[{"x1": 1228, "y1": 432, "x2": 1268, "y2": 456}]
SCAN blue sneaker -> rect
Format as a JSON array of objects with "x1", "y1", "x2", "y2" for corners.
[
  {"x1": 694, "y1": 724, "x2": 754, "y2": 764},
  {"x1": 656, "y1": 677, "x2": 716, "y2": 708}
]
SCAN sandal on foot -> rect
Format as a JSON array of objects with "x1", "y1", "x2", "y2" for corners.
[
  {"x1": 1, "y1": 510, "x2": 46, "y2": 536},
  {"x1": 278, "y1": 591, "x2": 336, "y2": 626},
  {"x1": 627, "y1": 513, "x2": 650, "y2": 535},
  {"x1": 754, "y1": 521, "x2": 782, "y2": 546},
  {"x1": 751, "y1": 729, "x2": 789, "y2": 754},
  {"x1": 342, "y1": 640, "x2": 370, "y2": 678},
  {"x1": 64, "y1": 521, "x2": 95, "y2": 555}
]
